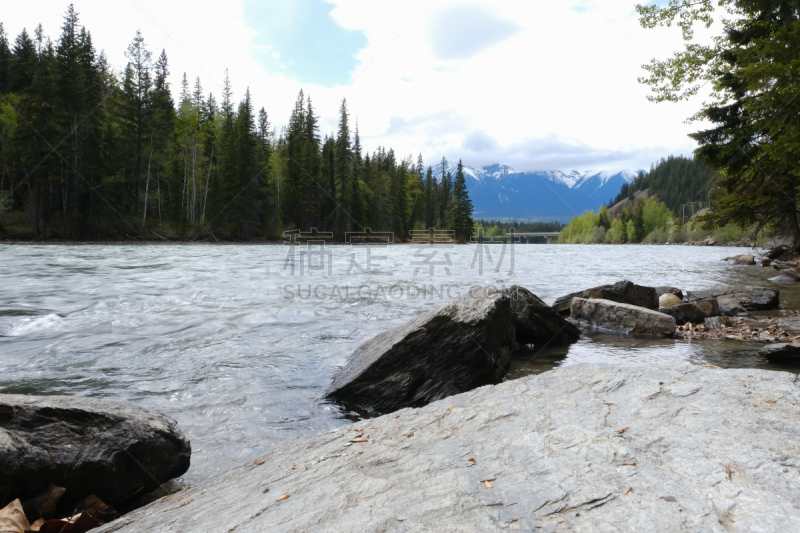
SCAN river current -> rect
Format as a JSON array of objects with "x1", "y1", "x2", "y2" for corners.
[{"x1": 1, "y1": 243, "x2": 797, "y2": 487}]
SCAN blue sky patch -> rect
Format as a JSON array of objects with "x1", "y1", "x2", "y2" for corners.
[{"x1": 243, "y1": 0, "x2": 367, "y2": 87}]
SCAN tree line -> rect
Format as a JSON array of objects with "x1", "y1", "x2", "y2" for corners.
[
  {"x1": 0, "y1": 6, "x2": 474, "y2": 242},
  {"x1": 607, "y1": 155, "x2": 721, "y2": 214}
]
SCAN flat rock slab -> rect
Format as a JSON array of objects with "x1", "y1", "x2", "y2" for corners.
[
  {"x1": 100, "y1": 362, "x2": 800, "y2": 533},
  {"x1": 0, "y1": 395, "x2": 191, "y2": 506},
  {"x1": 759, "y1": 342, "x2": 800, "y2": 364},
  {"x1": 570, "y1": 298, "x2": 676, "y2": 337}
]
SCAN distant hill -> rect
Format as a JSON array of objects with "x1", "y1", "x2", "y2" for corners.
[
  {"x1": 609, "y1": 155, "x2": 720, "y2": 214},
  {"x1": 432, "y1": 160, "x2": 640, "y2": 223}
]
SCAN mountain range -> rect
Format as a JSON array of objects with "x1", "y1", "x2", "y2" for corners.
[{"x1": 432, "y1": 160, "x2": 641, "y2": 223}]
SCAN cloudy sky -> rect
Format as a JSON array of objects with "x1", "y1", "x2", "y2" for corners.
[{"x1": 3, "y1": 0, "x2": 715, "y2": 172}]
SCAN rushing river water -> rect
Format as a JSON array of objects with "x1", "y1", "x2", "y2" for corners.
[{"x1": 1, "y1": 243, "x2": 799, "y2": 487}]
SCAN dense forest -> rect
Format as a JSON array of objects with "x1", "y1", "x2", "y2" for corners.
[
  {"x1": 608, "y1": 155, "x2": 720, "y2": 213},
  {"x1": 0, "y1": 6, "x2": 474, "y2": 242}
]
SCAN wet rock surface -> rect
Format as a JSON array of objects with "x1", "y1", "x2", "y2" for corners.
[
  {"x1": 759, "y1": 342, "x2": 800, "y2": 364},
  {"x1": 100, "y1": 362, "x2": 800, "y2": 533},
  {"x1": 501, "y1": 285, "x2": 580, "y2": 346},
  {"x1": 325, "y1": 288, "x2": 517, "y2": 416},
  {"x1": 553, "y1": 281, "x2": 659, "y2": 315},
  {"x1": 0, "y1": 394, "x2": 191, "y2": 506},
  {"x1": 570, "y1": 298, "x2": 676, "y2": 337}
]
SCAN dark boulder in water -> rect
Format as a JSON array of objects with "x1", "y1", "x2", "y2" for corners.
[{"x1": 0, "y1": 394, "x2": 191, "y2": 507}]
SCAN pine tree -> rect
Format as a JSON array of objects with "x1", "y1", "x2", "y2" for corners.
[
  {"x1": 334, "y1": 98, "x2": 351, "y2": 234},
  {"x1": 451, "y1": 160, "x2": 473, "y2": 241}
]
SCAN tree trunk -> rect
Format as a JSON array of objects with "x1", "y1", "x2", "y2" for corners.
[{"x1": 788, "y1": 205, "x2": 800, "y2": 251}]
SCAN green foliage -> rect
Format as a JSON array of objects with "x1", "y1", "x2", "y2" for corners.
[
  {"x1": 637, "y1": 0, "x2": 800, "y2": 249},
  {"x1": 560, "y1": 197, "x2": 673, "y2": 244},
  {"x1": 0, "y1": 8, "x2": 474, "y2": 241},
  {"x1": 642, "y1": 197, "x2": 672, "y2": 234}
]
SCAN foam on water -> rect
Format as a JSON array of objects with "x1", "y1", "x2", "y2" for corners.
[{"x1": 3, "y1": 313, "x2": 62, "y2": 337}]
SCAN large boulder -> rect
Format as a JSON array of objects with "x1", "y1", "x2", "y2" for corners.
[
  {"x1": 103, "y1": 363, "x2": 800, "y2": 533},
  {"x1": 661, "y1": 299, "x2": 720, "y2": 325},
  {"x1": 0, "y1": 395, "x2": 191, "y2": 506},
  {"x1": 685, "y1": 286, "x2": 779, "y2": 316},
  {"x1": 759, "y1": 342, "x2": 800, "y2": 364},
  {"x1": 325, "y1": 288, "x2": 517, "y2": 415},
  {"x1": 553, "y1": 280, "x2": 658, "y2": 315},
  {"x1": 570, "y1": 298, "x2": 676, "y2": 337},
  {"x1": 501, "y1": 285, "x2": 580, "y2": 345}
]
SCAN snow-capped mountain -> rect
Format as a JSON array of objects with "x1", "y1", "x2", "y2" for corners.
[{"x1": 429, "y1": 160, "x2": 640, "y2": 222}]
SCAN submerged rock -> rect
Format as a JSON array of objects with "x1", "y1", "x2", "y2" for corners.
[
  {"x1": 658, "y1": 293, "x2": 683, "y2": 308},
  {"x1": 661, "y1": 299, "x2": 720, "y2": 326},
  {"x1": 553, "y1": 280, "x2": 658, "y2": 316},
  {"x1": 103, "y1": 362, "x2": 800, "y2": 533},
  {"x1": 759, "y1": 342, "x2": 800, "y2": 364},
  {"x1": 501, "y1": 285, "x2": 580, "y2": 346},
  {"x1": 685, "y1": 286, "x2": 779, "y2": 316},
  {"x1": 325, "y1": 288, "x2": 517, "y2": 415},
  {"x1": 570, "y1": 298, "x2": 676, "y2": 337},
  {"x1": 0, "y1": 395, "x2": 191, "y2": 506}
]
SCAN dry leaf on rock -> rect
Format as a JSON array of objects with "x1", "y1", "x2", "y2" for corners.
[
  {"x1": 468, "y1": 458, "x2": 475, "y2": 463},
  {"x1": 277, "y1": 495, "x2": 290, "y2": 502},
  {"x1": 75, "y1": 495, "x2": 117, "y2": 523},
  {"x1": 484, "y1": 481, "x2": 493, "y2": 489},
  {"x1": 251, "y1": 461, "x2": 265, "y2": 466},
  {"x1": 624, "y1": 487, "x2": 632, "y2": 495},
  {"x1": 350, "y1": 439, "x2": 368, "y2": 443},
  {"x1": 615, "y1": 427, "x2": 629, "y2": 433},
  {"x1": 617, "y1": 462, "x2": 636, "y2": 466},
  {"x1": 0, "y1": 499, "x2": 30, "y2": 533},
  {"x1": 37, "y1": 512, "x2": 101, "y2": 533}
]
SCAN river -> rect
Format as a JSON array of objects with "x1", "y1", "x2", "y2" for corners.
[{"x1": 1, "y1": 243, "x2": 797, "y2": 487}]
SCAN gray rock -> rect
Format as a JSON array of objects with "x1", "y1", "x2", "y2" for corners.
[
  {"x1": 501, "y1": 285, "x2": 580, "y2": 346},
  {"x1": 325, "y1": 288, "x2": 516, "y2": 415},
  {"x1": 553, "y1": 280, "x2": 659, "y2": 316},
  {"x1": 759, "y1": 342, "x2": 800, "y2": 364},
  {"x1": 685, "y1": 286, "x2": 779, "y2": 315},
  {"x1": 726, "y1": 254, "x2": 756, "y2": 265},
  {"x1": 100, "y1": 362, "x2": 800, "y2": 533},
  {"x1": 658, "y1": 294, "x2": 683, "y2": 308},
  {"x1": 655, "y1": 286, "x2": 683, "y2": 299},
  {"x1": 661, "y1": 299, "x2": 720, "y2": 325},
  {"x1": 0, "y1": 395, "x2": 191, "y2": 506},
  {"x1": 570, "y1": 298, "x2": 676, "y2": 337}
]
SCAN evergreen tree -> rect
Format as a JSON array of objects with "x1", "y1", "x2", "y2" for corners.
[
  {"x1": 450, "y1": 160, "x2": 473, "y2": 241},
  {"x1": 334, "y1": 98, "x2": 351, "y2": 234}
]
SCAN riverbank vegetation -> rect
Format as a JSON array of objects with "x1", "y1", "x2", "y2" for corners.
[
  {"x1": 0, "y1": 6, "x2": 473, "y2": 242},
  {"x1": 558, "y1": 195, "x2": 768, "y2": 245}
]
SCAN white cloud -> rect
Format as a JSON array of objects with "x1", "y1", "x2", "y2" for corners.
[{"x1": 2, "y1": 0, "x2": 718, "y2": 172}]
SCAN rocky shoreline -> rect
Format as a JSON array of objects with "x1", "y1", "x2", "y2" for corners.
[
  {"x1": 98, "y1": 362, "x2": 800, "y2": 532},
  {"x1": 5, "y1": 245, "x2": 800, "y2": 531}
]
